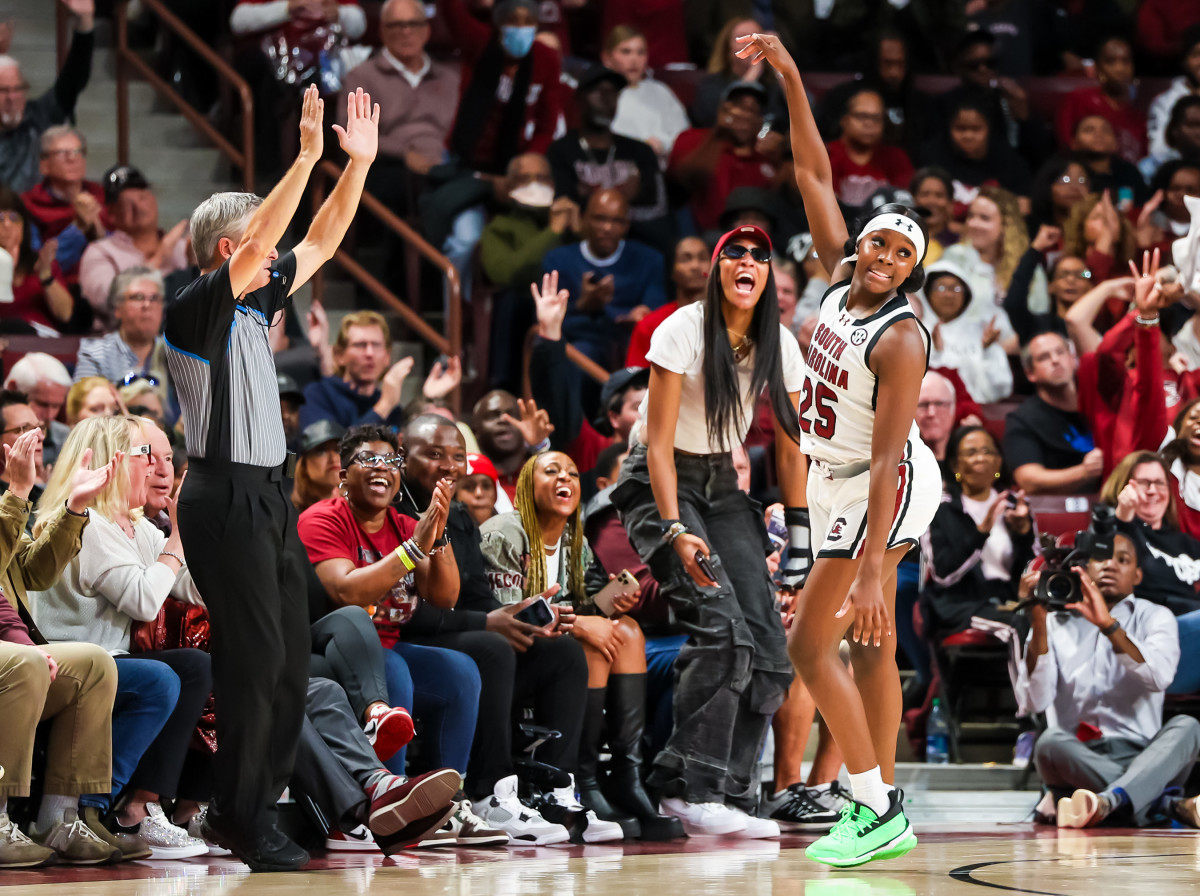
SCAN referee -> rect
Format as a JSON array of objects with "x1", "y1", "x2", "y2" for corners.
[{"x1": 164, "y1": 85, "x2": 379, "y2": 872}]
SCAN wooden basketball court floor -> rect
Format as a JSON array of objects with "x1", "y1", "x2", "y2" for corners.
[{"x1": 2, "y1": 822, "x2": 1198, "y2": 895}]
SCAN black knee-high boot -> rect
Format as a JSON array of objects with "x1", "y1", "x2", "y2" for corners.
[
  {"x1": 602, "y1": 674, "x2": 686, "y2": 840},
  {"x1": 577, "y1": 687, "x2": 639, "y2": 838}
]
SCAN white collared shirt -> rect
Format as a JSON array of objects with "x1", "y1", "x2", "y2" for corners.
[
  {"x1": 382, "y1": 49, "x2": 432, "y2": 89},
  {"x1": 1022, "y1": 595, "x2": 1179, "y2": 745}
]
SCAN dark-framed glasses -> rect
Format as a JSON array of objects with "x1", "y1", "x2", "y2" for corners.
[{"x1": 721, "y1": 243, "x2": 772, "y2": 264}]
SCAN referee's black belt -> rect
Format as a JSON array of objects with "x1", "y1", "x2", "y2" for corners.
[{"x1": 188, "y1": 453, "x2": 298, "y2": 482}]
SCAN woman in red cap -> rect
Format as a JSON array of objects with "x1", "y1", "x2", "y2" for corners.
[
  {"x1": 735, "y1": 32, "x2": 938, "y2": 868},
  {"x1": 531, "y1": 216, "x2": 809, "y2": 835}
]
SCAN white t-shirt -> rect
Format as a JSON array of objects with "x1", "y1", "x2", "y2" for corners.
[
  {"x1": 631, "y1": 302, "x2": 806, "y2": 454},
  {"x1": 544, "y1": 536, "x2": 563, "y2": 588},
  {"x1": 959, "y1": 490, "x2": 1014, "y2": 582}
]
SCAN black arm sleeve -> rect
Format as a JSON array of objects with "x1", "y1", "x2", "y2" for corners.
[
  {"x1": 53, "y1": 28, "x2": 94, "y2": 116},
  {"x1": 529, "y1": 335, "x2": 583, "y2": 450}
]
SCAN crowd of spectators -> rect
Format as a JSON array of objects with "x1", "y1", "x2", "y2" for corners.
[{"x1": 6, "y1": 0, "x2": 1200, "y2": 870}]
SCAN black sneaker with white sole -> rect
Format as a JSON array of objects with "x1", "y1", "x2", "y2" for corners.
[{"x1": 769, "y1": 781, "x2": 849, "y2": 831}]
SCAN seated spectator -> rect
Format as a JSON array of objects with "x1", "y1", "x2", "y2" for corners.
[
  {"x1": 391, "y1": 415, "x2": 586, "y2": 840},
  {"x1": 669, "y1": 81, "x2": 778, "y2": 235},
  {"x1": 0, "y1": 391, "x2": 45, "y2": 506},
  {"x1": 600, "y1": 0, "x2": 688, "y2": 72},
  {"x1": 0, "y1": 0, "x2": 95, "y2": 193},
  {"x1": 299, "y1": 311, "x2": 459, "y2": 431},
  {"x1": 291, "y1": 420, "x2": 344, "y2": 513},
  {"x1": 297, "y1": 424, "x2": 483, "y2": 791},
  {"x1": 921, "y1": 426, "x2": 1033, "y2": 638},
  {"x1": 278, "y1": 374, "x2": 305, "y2": 452},
  {"x1": 30, "y1": 415, "x2": 211, "y2": 857},
  {"x1": 0, "y1": 424, "x2": 125, "y2": 867},
  {"x1": 603, "y1": 25, "x2": 689, "y2": 164},
  {"x1": 1061, "y1": 191, "x2": 1137, "y2": 287},
  {"x1": 1163, "y1": 398, "x2": 1200, "y2": 538},
  {"x1": 1069, "y1": 116, "x2": 1149, "y2": 208},
  {"x1": 1021, "y1": 532, "x2": 1200, "y2": 829},
  {"x1": 1138, "y1": 0, "x2": 1200, "y2": 70},
  {"x1": 540, "y1": 189, "x2": 666, "y2": 368},
  {"x1": 825, "y1": 87, "x2": 914, "y2": 214},
  {"x1": 1004, "y1": 331, "x2": 1102, "y2": 495},
  {"x1": 910, "y1": 167, "x2": 960, "y2": 265},
  {"x1": 546, "y1": 65, "x2": 668, "y2": 240},
  {"x1": 941, "y1": 186, "x2": 1044, "y2": 343},
  {"x1": 472, "y1": 390, "x2": 552, "y2": 501},
  {"x1": 1057, "y1": 36, "x2": 1147, "y2": 165},
  {"x1": 1143, "y1": 28, "x2": 1200, "y2": 181},
  {"x1": 343, "y1": 0, "x2": 459, "y2": 219},
  {"x1": 1005, "y1": 241, "x2": 1093, "y2": 345},
  {"x1": 689, "y1": 17, "x2": 787, "y2": 131},
  {"x1": 917, "y1": 372, "x2": 959, "y2": 468},
  {"x1": 480, "y1": 451, "x2": 682, "y2": 840},
  {"x1": 65, "y1": 376, "x2": 121, "y2": 427},
  {"x1": 78, "y1": 167, "x2": 189, "y2": 332},
  {"x1": 919, "y1": 260, "x2": 1013, "y2": 402},
  {"x1": 120, "y1": 378, "x2": 166, "y2": 424},
  {"x1": 774, "y1": 257, "x2": 805, "y2": 339},
  {"x1": 1028, "y1": 155, "x2": 1094, "y2": 234},
  {"x1": 455, "y1": 452, "x2": 511, "y2": 527},
  {"x1": 74, "y1": 267, "x2": 168, "y2": 387},
  {"x1": 0, "y1": 187, "x2": 73, "y2": 333},
  {"x1": 3, "y1": 353, "x2": 71, "y2": 466},
  {"x1": 1141, "y1": 160, "x2": 1200, "y2": 250},
  {"x1": 917, "y1": 96, "x2": 1032, "y2": 208},
  {"x1": 21, "y1": 126, "x2": 106, "y2": 278},
  {"x1": 1142, "y1": 96, "x2": 1200, "y2": 186}
]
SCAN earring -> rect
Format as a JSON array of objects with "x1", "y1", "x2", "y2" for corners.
[
  {"x1": 338, "y1": 482, "x2": 347, "y2": 497},
  {"x1": 994, "y1": 471, "x2": 1001, "y2": 480},
  {"x1": 954, "y1": 472, "x2": 961, "y2": 482}
]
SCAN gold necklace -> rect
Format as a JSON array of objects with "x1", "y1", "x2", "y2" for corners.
[{"x1": 726, "y1": 327, "x2": 753, "y2": 357}]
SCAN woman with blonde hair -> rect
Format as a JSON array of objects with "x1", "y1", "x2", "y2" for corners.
[
  {"x1": 30, "y1": 415, "x2": 212, "y2": 859},
  {"x1": 481, "y1": 450, "x2": 684, "y2": 842},
  {"x1": 1062, "y1": 190, "x2": 1138, "y2": 284},
  {"x1": 65, "y1": 377, "x2": 122, "y2": 426},
  {"x1": 602, "y1": 24, "x2": 689, "y2": 162},
  {"x1": 689, "y1": 17, "x2": 786, "y2": 130}
]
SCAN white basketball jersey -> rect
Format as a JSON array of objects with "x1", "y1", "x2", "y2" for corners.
[{"x1": 800, "y1": 280, "x2": 931, "y2": 465}]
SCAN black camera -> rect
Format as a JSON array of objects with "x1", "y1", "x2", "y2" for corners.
[{"x1": 1034, "y1": 504, "x2": 1117, "y2": 611}]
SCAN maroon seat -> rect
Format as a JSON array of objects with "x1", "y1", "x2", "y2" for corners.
[
  {"x1": 1027, "y1": 495, "x2": 1095, "y2": 542},
  {"x1": 2, "y1": 335, "x2": 82, "y2": 379}
]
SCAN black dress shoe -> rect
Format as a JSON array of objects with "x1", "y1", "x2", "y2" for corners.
[{"x1": 201, "y1": 812, "x2": 308, "y2": 873}]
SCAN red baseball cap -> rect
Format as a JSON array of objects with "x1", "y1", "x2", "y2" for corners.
[
  {"x1": 711, "y1": 224, "x2": 773, "y2": 265},
  {"x1": 465, "y1": 453, "x2": 500, "y2": 484}
]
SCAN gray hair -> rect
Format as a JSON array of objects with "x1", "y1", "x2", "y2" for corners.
[
  {"x1": 40, "y1": 125, "x2": 86, "y2": 156},
  {"x1": 0, "y1": 55, "x2": 20, "y2": 77},
  {"x1": 189, "y1": 191, "x2": 263, "y2": 269},
  {"x1": 920, "y1": 370, "x2": 955, "y2": 405},
  {"x1": 108, "y1": 266, "x2": 165, "y2": 311},
  {"x1": 4, "y1": 352, "x2": 72, "y2": 392}
]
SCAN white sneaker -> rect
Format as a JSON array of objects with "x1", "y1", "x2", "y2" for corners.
[
  {"x1": 728, "y1": 808, "x2": 780, "y2": 839},
  {"x1": 138, "y1": 803, "x2": 208, "y2": 859},
  {"x1": 659, "y1": 797, "x2": 748, "y2": 836},
  {"x1": 185, "y1": 806, "x2": 231, "y2": 856},
  {"x1": 541, "y1": 777, "x2": 624, "y2": 843},
  {"x1": 325, "y1": 824, "x2": 381, "y2": 852},
  {"x1": 474, "y1": 776, "x2": 570, "y2": 846}
]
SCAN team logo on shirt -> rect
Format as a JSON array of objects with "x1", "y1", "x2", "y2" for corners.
[
  {"x1": 828, "y1": 518, "x2": 848, "y2": 541},
  {"x1": 850, "y1": 328, "x2": 868, "y2": 346}
]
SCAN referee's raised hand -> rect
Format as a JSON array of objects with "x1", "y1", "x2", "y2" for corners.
[
  {"x1": 333, "y1": 87, "x2": 381, "y2": 165},
  {"x1": 298, "y1": 83, "x2": 324, "y2": 163}
]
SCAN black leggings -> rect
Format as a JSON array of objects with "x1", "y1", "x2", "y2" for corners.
[
  {"x1": 310, "y1": 607, "x2": 390, "y2": 722},
  {"x1": 405, "y1": 630, "x2": 588, "y2": 800}
]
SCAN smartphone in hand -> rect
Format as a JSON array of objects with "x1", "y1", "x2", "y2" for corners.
[
  {"x1": 514, "y1": 596, "x2": 555, "y2": 628},
  {"x1": 695, "y1": 551, "x2": 717, "y2": 583},
  {"x1": 593, "y1": 569, "x2": 639, "y2": 617}
]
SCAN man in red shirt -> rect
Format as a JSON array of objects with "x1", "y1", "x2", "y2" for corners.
[
  {"x1": 626, "y1": 235, "x2": 710, "y2": 367},
  {"x1": 825, "y1": 88, "x2": 914, "y2": 212},
  {"x1": 1056, "y1": 36, "x2": 1147, "y2": 165},
  {"x1": 668, "y1": 81, "x2": 777, "y2": 233}
]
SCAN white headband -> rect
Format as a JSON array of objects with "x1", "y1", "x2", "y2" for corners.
[{"x1": 858, "y1": 213, "x2": 926, "y2": 264}]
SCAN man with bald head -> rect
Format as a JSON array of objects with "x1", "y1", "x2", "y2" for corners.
[
  {"x1": 0, "y1": 0, "x2": 96, "y2": 193},
  {"x1": 917, "y1": 371, "x2": 957, "y2": 466},
  {"x1": 541, "y1": 188, "x2": 666, "y2": 368},
  {"x1": 343, "y1": 0, "x2": 460, "y2": 216}
]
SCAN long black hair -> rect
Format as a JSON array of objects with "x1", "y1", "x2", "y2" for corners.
[
  {"x1": 841, "y1": 202, "x2": 928, "y2": 294},
  {"x1": 0, "y1": 187, "x2": 38, "y2": 277},
  {"x1": 701, "y1": 254, "x2": 803, "y2": 451}
]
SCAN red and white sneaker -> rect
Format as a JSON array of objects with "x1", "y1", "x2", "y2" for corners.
[
  {"x1": 325, "y1": 825, "x2": 380, "y2": 852},
  {"x1": 363, "y1": 705, "x2": 415, "y2": 762}
]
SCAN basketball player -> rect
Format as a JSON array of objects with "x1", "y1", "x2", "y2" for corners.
[{"x1": 736, "y1": 33, "x2": 940, "y2": 867}]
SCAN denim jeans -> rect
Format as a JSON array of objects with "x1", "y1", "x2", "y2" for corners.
[
  {"x1": 1168, "y1": 608, "x2": 1200, "y2": 694},
  {"x1": 382, "y1": 642, "x2": 481, "y2": 777},
  {"x1": 79, "y1": 656, "x2": 179, "y2": 812},
  {"x1": 613, "y1": 445, "x2": 793, "y2": 807},
  {"x1": 645, "y1": 634, "x2": 687, "y2": 761},
  {"x1": 895, "y1": 559, "x2": 930, "y2": 686}
]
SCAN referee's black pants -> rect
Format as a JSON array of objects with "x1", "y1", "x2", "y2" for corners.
[{"x1": 177, "y1": 457, "x2": 310, "y2": 836}]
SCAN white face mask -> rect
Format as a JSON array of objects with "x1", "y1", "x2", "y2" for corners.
[{"x1": 510, "y1": 181, "x2": 555, "y2": 208}]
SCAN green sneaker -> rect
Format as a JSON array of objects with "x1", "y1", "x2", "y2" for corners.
[{"x1": 804, "y1": 790, "x2": 916, "y2": 868}]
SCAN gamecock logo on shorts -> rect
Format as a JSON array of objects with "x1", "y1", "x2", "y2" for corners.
[{"x1": 828, "y1": 517, "x2": 847, "y2": 541}]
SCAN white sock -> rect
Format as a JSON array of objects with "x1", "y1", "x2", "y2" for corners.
[
  {"x1": 0, "y1": 797, "x2": 8, "y2": 815},
  {"x1": 36, "y1": 794, "x2": 78, "y2": 831},
  {"x1": 848, "y1": 767, "x2": 889, "y2": 817},
  {"x1": 809, "y1": 782, "x2": 832, "y2": 794}
]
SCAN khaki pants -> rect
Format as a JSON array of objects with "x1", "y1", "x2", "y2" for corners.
[{"x1": 0, "y1": 642, "x2": 117, "y2": 797}]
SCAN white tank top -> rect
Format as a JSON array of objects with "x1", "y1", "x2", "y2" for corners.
[{"x1": 800, "y1": 280, "x2": 931, "y2": 466}]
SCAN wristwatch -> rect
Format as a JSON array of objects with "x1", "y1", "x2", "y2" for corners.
[{"x1": 1101, "y1": 618, "x2": 1122, "y2": 637}]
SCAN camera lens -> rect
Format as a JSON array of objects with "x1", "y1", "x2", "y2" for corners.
[{"x1": 1044, "y1": 573, "x2": 1073, "y2": 603}]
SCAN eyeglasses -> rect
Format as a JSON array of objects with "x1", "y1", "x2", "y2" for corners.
[
  {"x1": 121, "y1": 372, "x2": 161, "y2": 387},
  {"x1": 124, "y1": 291, "x2": 163, "y2": 306},
  {"x1": 917, "y1": 400, "x2": 952, "y2": 411},
  {"x1": 128, "y1": 443, "x2": 152, "y2": 458},
  {"x1": 1131, "y1": 478, "x2": 1169, "y2": 493},
  {"x1": 1057, "y1": 175, "x2": 1089, "y2": 186},
  {"x1": 1, "y1": 421, "x2": 39, "y2": 436},
  {"x1": 0, "y1": 210, "x2": 22, "y2": 224},
  {"x1": 959, "y1": 447, "x2": 1000, "y2": 459},
  {"x1": 1054, "y1": 267, "x2": 1092, "y2": 281},
  {"x1": 351, "y1": 452, "x2": 402, "y2": 469},
  {"x1": 931, "y1": 284, "x2": 964, "y2": 294},
  {"x1": 721, "y1": 243, "x2": 771, "y2": 264},
  {"x1": 382, "y1": 19, "x2": 429, "y2": 29},
  {"x1": 43, "y1": 147, "x2": 85, "y2": 160}
]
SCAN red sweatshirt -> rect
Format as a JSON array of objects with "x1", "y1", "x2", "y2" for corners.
[
  {"x1": 1055, "y1": 86, "x2": 1147, "y2": 166},
  {"x1": 21, "y1": 180, "x2": 107, "y2": 240}
]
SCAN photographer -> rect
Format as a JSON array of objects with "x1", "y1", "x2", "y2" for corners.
[{"x1": 1019, "y1": 532, "x2": 1200, "y2": 829}]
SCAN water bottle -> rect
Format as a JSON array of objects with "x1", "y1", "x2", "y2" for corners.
[{"x1": 926, "y1": 698, "x2": 950, "y2": 764}]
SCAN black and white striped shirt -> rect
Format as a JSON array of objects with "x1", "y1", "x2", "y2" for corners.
[{"x1": 164, "y1": 254, "x2": 295, "y2": 466}]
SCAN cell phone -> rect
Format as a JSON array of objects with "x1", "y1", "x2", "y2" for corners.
[
  {"x1": 1005, "y1": 492, "x2": 1019, "y2": 509},
  {"x1": 593, "y1": 570, "x2": 639, "y2": 617},
  {"x1": 695, "y1": 551, "x2": 717, "y2": 583},
  {"x1": 514, "y1": 596, "x2": 555, "y2": 628}
]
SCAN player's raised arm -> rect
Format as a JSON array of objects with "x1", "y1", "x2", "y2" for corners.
[{"x1": 735, "y1": 33, "x2": 849, "y2": 280}]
